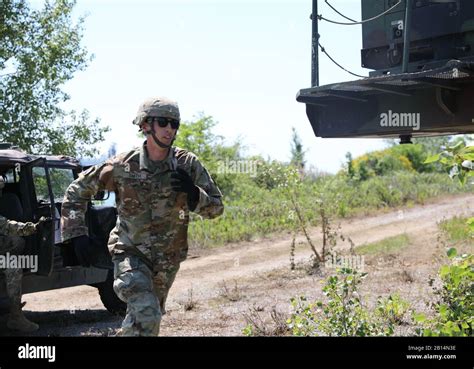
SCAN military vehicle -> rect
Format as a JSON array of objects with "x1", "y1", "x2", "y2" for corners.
[
  {"x1": 0, "y1": 143, "x2": 126, "y2": 315},
  {"x1": 297, "y1": 0, "x2": 474, "y2": 142}
]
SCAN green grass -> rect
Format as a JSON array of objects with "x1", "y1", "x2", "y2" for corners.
[
  {"x1": 355, "y1": 234, "x2": 410, "y2": 255},
  {"x1": 439, "y1": 216, "x2": 473, "y2": 243}
]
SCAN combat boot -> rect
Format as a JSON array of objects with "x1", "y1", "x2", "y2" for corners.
[{"x1": 7, "y1": 311, "x2": 39, "y2": 333}]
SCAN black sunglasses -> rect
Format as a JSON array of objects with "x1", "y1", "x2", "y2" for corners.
[{"x1": 145, "y1": 116, "x2": 180, "y2": 129}]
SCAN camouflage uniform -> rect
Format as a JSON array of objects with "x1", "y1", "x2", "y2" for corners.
[
  {"x1": 0, "y1": 217, "x2": 37, "y2": 238},
  {"x1": 61, "y1": 144, "x2": 224, "y2": 336},
  {"x1": 0, "y1": 216, "x2": 39, "y2": 332}
]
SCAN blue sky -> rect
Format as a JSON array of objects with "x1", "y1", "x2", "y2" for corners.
[{"x1": 34, "y1": 0, "x2": 388, "y2": 173}]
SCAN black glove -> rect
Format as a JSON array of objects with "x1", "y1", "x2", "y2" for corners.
[
  {"x1": 72, "y1": 235, "x2": 91, "y2": 267},
  {"x1": 35, "y1": 216, "x2": 53, "y2": 232},
  {"x1": 170, "y1": 168, "x2": 200, "y2": 211}
]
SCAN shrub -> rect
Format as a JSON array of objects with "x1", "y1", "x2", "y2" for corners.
[
  {"x1": 413, "y1": 142, "x2": 474, "y2": 337},
  {"x1": 413, "y1": 249, "x2": 473, "y2": 336},
  {"x1": 376, "y1": 293, "x2": 410, "y2": 325},
  {"x1": 349, "y1": 144, "x2": 442, "y2": 181},
  {"x1": 286, "y1": 268, "x2": 400, "y2": 336}
]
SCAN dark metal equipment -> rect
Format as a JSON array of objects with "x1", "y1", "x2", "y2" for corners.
[
  {"x1": 298, "y1": 0, "x2": 474, "y2": 139},
  {"x1": 362, "y1": 0, "x2": 474, "y2": 75}
]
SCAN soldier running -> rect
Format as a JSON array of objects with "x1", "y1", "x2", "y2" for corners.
[{"x1": 61, "y1": 97, "x2": 224, "y2": 336}]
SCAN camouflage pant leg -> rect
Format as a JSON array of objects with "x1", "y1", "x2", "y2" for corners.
[
  {"x1": 112, "y1": 255, "x2": 161, "y2": 337},
  {"x1": 152, "y1": 263, "x2": 180, "y2": 315},
  {"x1": 2, "y1": 267, "x2": 22, "y2": 309},
  {"x1": 0, "y1": 236, "x2": 25, "y2": 310}
]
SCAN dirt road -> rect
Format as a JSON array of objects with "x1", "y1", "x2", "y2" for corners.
[{"x1": 2, "y1": 193, "x2": 473, "y2": 336}]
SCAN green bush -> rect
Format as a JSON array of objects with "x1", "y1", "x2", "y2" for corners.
[
  {"x1": 413, "y1": 249, "x2": 473, "y2": 337},
  {"x1": 286, "y1": 268, "x2": 404, "y2": 336},
  {"x1": 347, "y1": 144, "x2": 443, "y2": 181},
  {"x1": 376, "y1": 293, "x2": 410, "y2": 325},
  {"x1": 412, "y1": 142, "x2": 474, "y2": 337},
  {"x1": 390, "y1": 144, "x2": 434, "y2": 173},
  {"x1": 251, "y1": 160, "x2": 299, "y2": 190}
]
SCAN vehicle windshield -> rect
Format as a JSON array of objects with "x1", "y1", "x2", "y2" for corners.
[{"x1": 32, "y1": 167, "x2": 75, "y2": 203}]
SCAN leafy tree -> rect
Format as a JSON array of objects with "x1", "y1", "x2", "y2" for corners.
[
  {"x1": 174, "y1": 114, "x2": 243, "y2": 194},
  {"x1": 290, "y1": 127, "x2": 306, "y2": 170},
  {"x1": 174, "y1": 114, "x2": 223, "y2": 167},
  {"x1": 0, "y1": 0, "x2": 109, "y2": 157},
  {"x1": 174, "y1": 114, "x2": 242, "y2": 169}
]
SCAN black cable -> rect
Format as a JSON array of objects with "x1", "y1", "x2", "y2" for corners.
[
  {"x1": 318, "y1": 42, "x2": 366, "y2": 78},
  {"x1": 324, "y1": 0, "x2": 357, "y2": 23},
  {"x1": 319, "y1": 0, "x2": 402, "y2": 25}
]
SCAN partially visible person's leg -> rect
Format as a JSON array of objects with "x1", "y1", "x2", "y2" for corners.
[{"x1": 2, "y1": 237, "x2": 39, "y2": 332}]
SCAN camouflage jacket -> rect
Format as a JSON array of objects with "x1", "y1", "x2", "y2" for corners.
[
  {"x1": 61, "y1": 144, "x2": 224, "y2": 269},
  {"x1": 0, "y1": 216, "x2": 37, "y2": 237}
]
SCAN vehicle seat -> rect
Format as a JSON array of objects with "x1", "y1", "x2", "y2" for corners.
[{"x1": 0, "y1": 192, "x2": 24, "y2": 222}]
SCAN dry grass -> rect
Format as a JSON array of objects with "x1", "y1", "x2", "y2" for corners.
[
  {"x1": 183, "y1": 288, "x2": 197, "y2": 311},
  {"x1": 218, "y1": 280, "x2": 243, "y2": 302},
  {"x1": 242, "y1": 305, "x2": 290, "y2": 336}
]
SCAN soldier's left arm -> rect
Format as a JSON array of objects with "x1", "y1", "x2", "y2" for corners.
[{"x1": 190, "y1": 159, "x2": 224, "y2": 219}]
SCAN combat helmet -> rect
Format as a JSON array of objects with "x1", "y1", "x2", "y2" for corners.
[{"x1": 132, "y1": 97, "x2": 180, "y2": 149}]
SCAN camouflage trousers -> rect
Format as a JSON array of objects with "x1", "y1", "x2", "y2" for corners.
[
  {"x1": 0, "y1": 236, "x2": 25, "y2": 312},
  {"x1": 112, "y1": 254, "x2": 180, "y2": 336}
]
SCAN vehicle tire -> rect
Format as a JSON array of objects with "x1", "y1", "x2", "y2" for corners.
[{"x1": 95, "y1": 270, "x2": 126, "y2": 316}]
